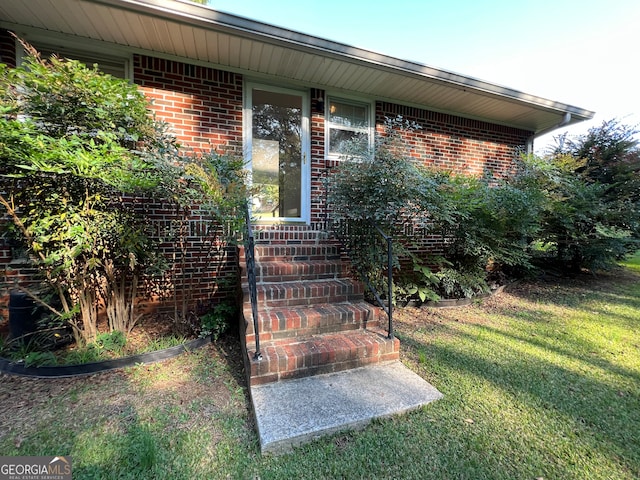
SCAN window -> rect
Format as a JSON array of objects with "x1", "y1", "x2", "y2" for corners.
[
  {"x1": 19, "y1": 41, "x2": 130, "y2": 79},
  {"x1": 326, "y1": 97, "x2": 372, "y2": 159}
]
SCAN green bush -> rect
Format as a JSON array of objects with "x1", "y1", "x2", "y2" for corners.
[
  {"x1": 0, "y1": 41, "x2": 249, "y2": 345},
  {"x1": 92, "y1": 331, "x2": 127, "y2": 355},
  {"x1": 199, "y1": 302, "x2": 235, "y2": 340},
  {"x1": 329, "y1": 117, "x2": 439, "y2": 228},
  {"x1": 433, "y1": 170, "x2": 542, "y2": 285},
  {"x1": 161, "y1": 150, "x2": 248, "y2": 330},
  {"x1": 328, "y1": 117, "x2": 448, "y2": 301},
  {"x1": 0, "y1": 41, "x2": 172, "y2": 343},
  {"x1": 511, "y1": 150, "x2": 638, "y2": 273},
  {"x1": 329, "y1": 116, "x2": 640, "y2": 302}
]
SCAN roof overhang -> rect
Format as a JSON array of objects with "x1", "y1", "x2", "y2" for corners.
[{"x1": 0, "y1": 0, "x2": 595, "y2": 134}]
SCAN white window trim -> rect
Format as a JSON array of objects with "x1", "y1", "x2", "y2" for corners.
[{"x1": 325, "y1": 94, "x2": 375, "y2": 161}]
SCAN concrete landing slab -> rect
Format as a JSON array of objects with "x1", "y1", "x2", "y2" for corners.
[{"x1": 250, "y1": 361, "x2": 443, "y2": 454}]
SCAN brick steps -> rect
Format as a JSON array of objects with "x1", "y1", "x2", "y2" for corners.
[
  {"x1": 245, "y1": 329, "x2": 400, "y2": 385},
  {"x1": 243, "y1": 301, "x2": 376, "y2": 343},
  {"x1": 248, "y1": 279, "x2": 364, "y2": 308},
  {"x1": 240, "y1": 259, "x2": 350, "y2": 282},
  {"x1": 240, "y1": 227, "x2": 399, "y2": 387},
  {"x1": 249, "y1": 244, "x2": 342, "y2": 262}
]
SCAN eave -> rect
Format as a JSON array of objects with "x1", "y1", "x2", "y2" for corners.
[{"x1": 0, "y1": 0, "x2": 595, "y2": 134}]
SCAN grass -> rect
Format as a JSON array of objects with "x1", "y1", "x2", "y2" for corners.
[{"x1": 1, "y1": 253, "x2": 639, "y2": 479}]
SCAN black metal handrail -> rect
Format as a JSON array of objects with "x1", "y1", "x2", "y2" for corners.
[
  {"x1": 370, "y1": 221, "x2": 394, "y2": 339},
  {"x1": 244, "y1": 203, "x2": 262, "y2": 361},
  {"x1": 330, "y1": 218, "x2": 394, "y2": 339}
]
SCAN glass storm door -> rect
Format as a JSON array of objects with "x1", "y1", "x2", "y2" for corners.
[{"x1": 247, "y1": 85, "x2": 310, "y2": 222}]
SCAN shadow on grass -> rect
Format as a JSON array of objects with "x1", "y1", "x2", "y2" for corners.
[
  {"x1": 0, "y1": 333, "x2": 259, "y2": 479},
  {"x1": 574, "y1": 289, "x2": 640, "y2": 327},
  {"x1": 481, "y1": 322, "x2": 640, "y2": 386},
  {"x1": 76, "y1": 337, "x2": 258, "y2": 478},
  {"x1": 507, "y1": 268, "x2": 640, "y2": 317},
  {"x1": 397, "y1": 280, "x2": 640, "y2": 478}
]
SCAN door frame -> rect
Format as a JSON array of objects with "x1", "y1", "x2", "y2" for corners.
[{"x1": 243, "y1": 81, "x2": 311, "y2": 224}]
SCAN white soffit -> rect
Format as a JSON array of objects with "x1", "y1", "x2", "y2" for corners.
[{"x1": 0, "y1": 0, "x2": 595, "y2": 133}]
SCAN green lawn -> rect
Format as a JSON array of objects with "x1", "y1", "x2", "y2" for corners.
[{"x1": 1, "y1": 254, "x2": 639, "y2": 479}]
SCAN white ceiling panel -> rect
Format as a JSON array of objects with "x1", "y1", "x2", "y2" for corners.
[{"x1": 0, "y1": 0, "x2": 594, "y2": 133}]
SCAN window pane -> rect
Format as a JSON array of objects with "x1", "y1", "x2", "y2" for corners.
[
  {"x1": 329, "y1": 101, "x2": 367, "y2": 128},
  {"x1": 329, "y1": 128, "x2": 369, "y2": 155},
  {"x1": 35, "y1": 45, "x2": 127, "y2": 78},
  {"x1": 251, "y1": 89, "x2": 303, "y2": 218}
]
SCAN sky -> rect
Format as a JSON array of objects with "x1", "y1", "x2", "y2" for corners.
[{"x1": 206, "y1": 0, "x2": 639, "y2": 153}]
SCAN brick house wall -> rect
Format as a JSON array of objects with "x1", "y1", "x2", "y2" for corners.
[
  {"x1": 133, "y1": 55, "x2": 243, "y2": 155},
  {"x1": 129, "y1": 198, "x2": 239, "y2": 319},
  {"x1": 130, "y1": 56, "x2": 245, "y2": 318},
  {"x1": 376, "y1": 102, "x2": 530, "y2": 178},
  {"x1": 310, "y1": 88, "x2": 329, "y2": 229},
  {"x1": 0, "y1": 30, "x2": 533, "y2": 322},
  {"x1": 372, "y1": 102, "x2": 531, "y2": 266}
]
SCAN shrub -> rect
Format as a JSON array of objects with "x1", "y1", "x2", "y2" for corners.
[
  {"x1": 328, "y1": 116, "x2": 438, "y2": 230},
  {"x1": 328, "y1": 117, "x2": 448, "y2": 301},
  {"x1": 199, "y1": 302, "x2": 235, "y2": 340},
  {"x1": 0, "y1": 41, "x2": 175, "y2": 343},
  {"x1": 436, "y1": 267, "x2": 488, "y2": 299},
  {"x1": 433, "y1": 170, "x2": 542, "y2": 287},
  {"x1": 92, "y1": 331, "x2": 127, "y2": 356},
  {"x1": 160, "y1": 149, "x2": 248, "y2": 332},
  {"x1": 551, "y1": 120, "x2": 640, "y2": 267},
  {"x1": 512, "y1": 151, "x2": 638, "y2": 273},
  {"x1": 330, "y1": 118, "x2": 640, "y2": 302}
]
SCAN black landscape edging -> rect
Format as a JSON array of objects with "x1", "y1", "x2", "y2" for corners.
[{"x1": 0, "y1": 336, "x2": 211, "y2": 378}]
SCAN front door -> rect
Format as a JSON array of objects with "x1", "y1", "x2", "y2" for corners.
[{"x1": 246, "y1": 84, "x2": 310, "y2": 222}]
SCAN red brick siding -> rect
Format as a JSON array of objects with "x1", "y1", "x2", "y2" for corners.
[
  {"x1": 376, "y1": 102, "x2": 531, "y2": 178},
  {"x1": 130, "y1": 56, "x2": 245, "y2": 315},
  {"x1": 130, "y1": 199, "x2": 239, "y2": 318},
  {"x1": 374, "y1": 102, "x2": 532, "y2": 267},
  {"x1": 133, "y1": 55, "x2": 243, "y2": 155},
  {"x1": 314, "y1": 100, "x2": 531, "y2": 226},
  {"x1": 310, "y1": 88, "x2": 328, "y2": 228},
  {"x1": 0, "y1": 32, "x2": 537, "y2": 321}
]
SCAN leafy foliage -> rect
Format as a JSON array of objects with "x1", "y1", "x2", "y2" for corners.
[
  {"x1": 199, "y1": 302, "x2": 235, "y2": 340},
  {"x1": 330, "y1": 116, "x2": 640, "y2": 302},
  {"x1": 530, "y1": 121, "x2": 640, "y2": 272},
  {"x1": 329, "y1": 117, "x2": 436, "y2": 229},
  {"x1": 0, "y1": 41, "x2": 247, "y2": 344},
  {"x1": 162, "y1": 150, "x2": 248, "y2": 334},
  {"x1": 0, "y1": 43, "x2": 166, "y2": 343},
  {"x1": 433, "y1": 170, "x2": 543, "y2": 291},
  {"x1": 329, "y1": 117, "x2": 451, "y2": 301},
  {"x1": 555, "y1": 119, "x2": 640, "y2": 202},
  {"x1": 9, "y1": 46, "x2": 154, "y2": 146}
]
